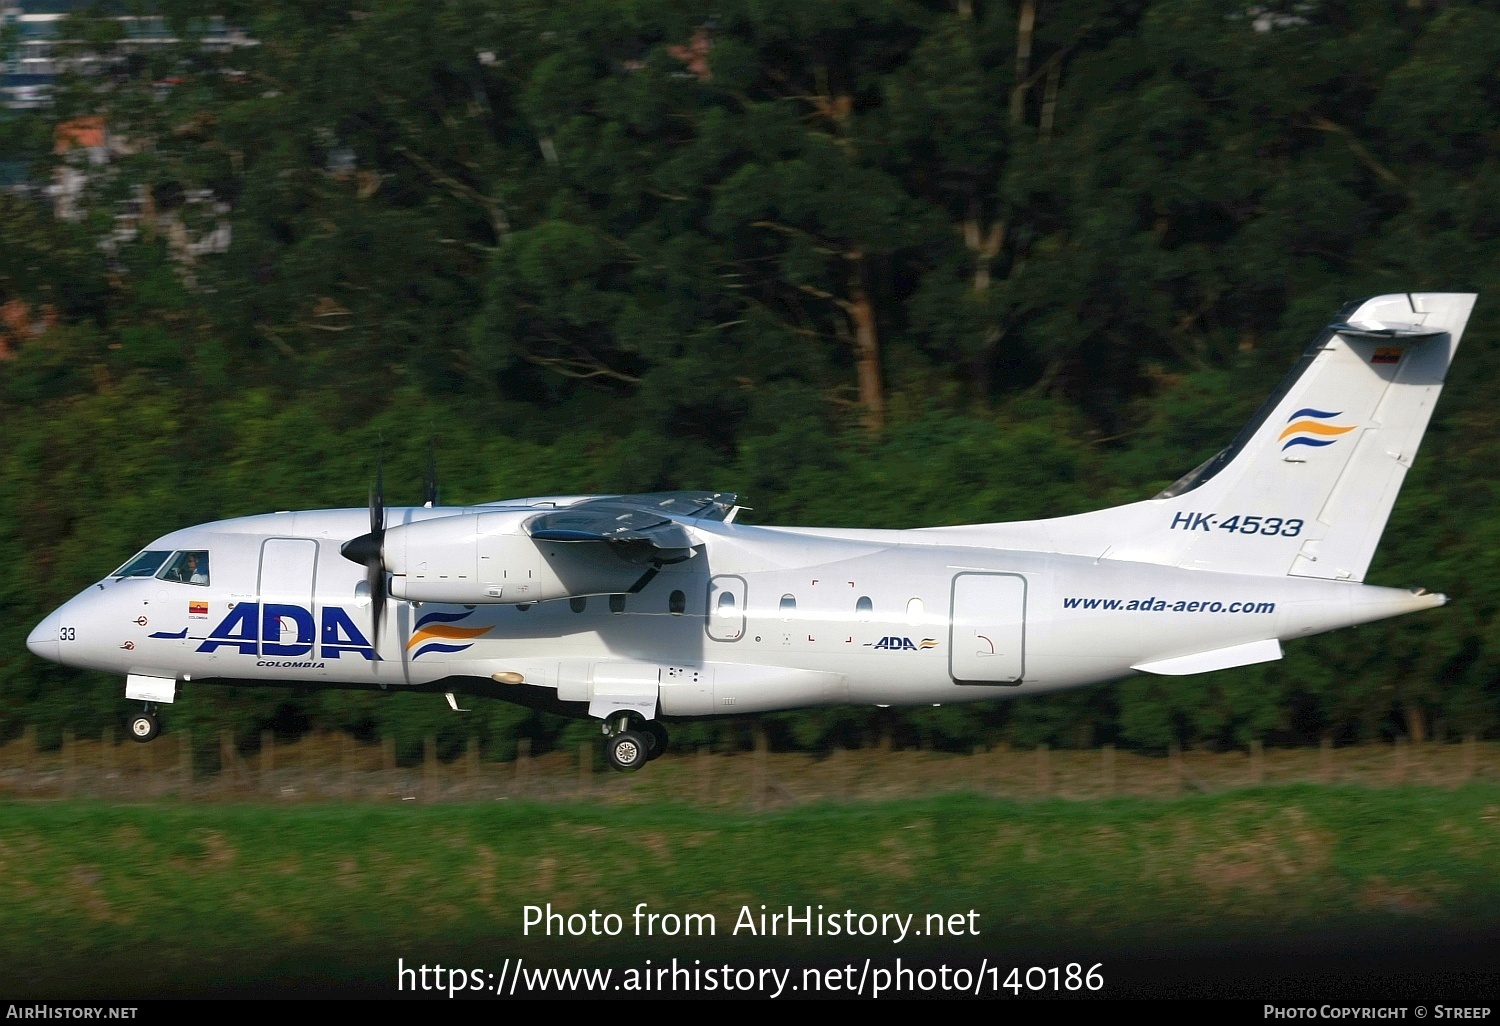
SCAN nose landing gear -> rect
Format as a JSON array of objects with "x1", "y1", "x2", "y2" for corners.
[
  {"x1": 602, "y1": 713, "x2": 669, "y2": 771},
  {"x1": 129, "y1": 705, "x2": 161, "y2": 743}
]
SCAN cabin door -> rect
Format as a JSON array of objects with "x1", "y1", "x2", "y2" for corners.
[{"x1": 949, "y1": 572, "x2": 1026, "y2": 685}]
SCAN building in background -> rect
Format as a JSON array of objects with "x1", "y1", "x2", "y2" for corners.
[{"x1": 2, "y1": 0, "x2": 253, "y2": 110}]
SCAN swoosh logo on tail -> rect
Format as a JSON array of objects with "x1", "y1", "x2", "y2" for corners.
[{"x1": 1279, "y1": 409, "x2": 1355, "y2": 450}]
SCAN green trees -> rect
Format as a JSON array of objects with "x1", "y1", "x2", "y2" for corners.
[{"x1": 2, "y1": 0, "x2": 1498, "y2": 754}]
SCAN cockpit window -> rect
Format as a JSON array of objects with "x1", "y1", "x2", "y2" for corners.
[
  {"x1": 157, "y1": 550, "x2": 210, "y2": 586},
  {"x1": 112, "y1": 550, "x2": 172, "y2": 578}
]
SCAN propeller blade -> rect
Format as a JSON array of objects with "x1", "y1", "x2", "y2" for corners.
[
  {"x1": 370, "y1": 461, "x2": 385, "y2": 538},
  {"x1": 370, "y1": 461, "x2": 386, "y2": 650},
  {"x1": 423, "y1": 442, "x2": 438, "y2": 507},
  {"x1": 367, "y1": 555, "x2": 386, "y2": 652}
]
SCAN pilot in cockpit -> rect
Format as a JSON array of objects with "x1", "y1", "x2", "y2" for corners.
[{"x1": 159, "y1": 550, "x2": 210, "y2": 585}]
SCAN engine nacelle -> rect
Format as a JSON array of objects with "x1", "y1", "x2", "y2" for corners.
[{"x1": 383, "y1": 511, "x2": 650, "y2": 603}]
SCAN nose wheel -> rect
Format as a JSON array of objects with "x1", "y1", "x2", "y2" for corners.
[{"x1": 129, "y1": 710, "x2": 160, "y2": 743}]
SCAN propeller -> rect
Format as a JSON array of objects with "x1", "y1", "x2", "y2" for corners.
[
  {"x1": 339, "y1": 462, "x2": 387, "y2": 651},
  {"x1": 423, "y1": 441, "x2": 439, "y2": 507}
]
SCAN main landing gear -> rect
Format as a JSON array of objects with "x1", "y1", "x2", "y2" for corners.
[
  {"x1": 602, "y1": 713, "x2": 669, "y2": 772},
  {"x1": 129, "y1": 705, "x2": 161, "y2": 743}
]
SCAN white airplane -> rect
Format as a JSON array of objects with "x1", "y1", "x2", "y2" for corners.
[{"x1": 25, "y1": 293, "x2": 1475, "y2": 770}]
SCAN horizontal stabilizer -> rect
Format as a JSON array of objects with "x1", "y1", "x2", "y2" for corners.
[
  {"x1": 1326, "y1": 322, "x2": 1446, "y2": 341},
  {"x1": 1132, "y1": 638, "x2": 1282, "y2": 676}
]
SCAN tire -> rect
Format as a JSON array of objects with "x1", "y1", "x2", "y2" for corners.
[
  {"x1": 642, "y1": 720, "x2": 669, "y2": 760},
  {"x1": 606, "y1": 731, "x2": 649, "y2": 772},
  {"x1": 129, "y1": 713, "x2": 159, "y2": 743}
]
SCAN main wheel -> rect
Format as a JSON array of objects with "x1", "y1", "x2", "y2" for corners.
[
  {"x1": 642, "y1": 720, "x2": 669, "y2": 760},
  {"x1": 606, "y1": 731, "x2": 649, "y2": 772},
  {"x1": 129, "y1": 712, "x2": 160, "y2": 743}
]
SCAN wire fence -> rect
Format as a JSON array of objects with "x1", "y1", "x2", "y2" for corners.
[{"x1": 0, "y1": 729, "x2": 1493, "y2": 807}]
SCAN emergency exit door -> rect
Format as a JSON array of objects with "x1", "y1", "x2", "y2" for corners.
[{"x1": 949, "y1": 572, "x2": 1026, "y2": 684}]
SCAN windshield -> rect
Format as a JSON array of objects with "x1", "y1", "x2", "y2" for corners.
[{"x1": 112, "y1": 550, "x2": 172, "y2": 578}]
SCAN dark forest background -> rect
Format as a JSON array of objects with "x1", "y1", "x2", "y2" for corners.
[{"x1": 2, "y1": 0, "x2": 1498, "y2": 761}]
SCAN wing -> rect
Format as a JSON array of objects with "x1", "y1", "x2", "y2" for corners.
[{"x1": 524, "y1": 491, "x2": 736, "y2": 565}]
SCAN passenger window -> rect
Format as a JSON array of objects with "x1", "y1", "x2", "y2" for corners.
[
  {"x1": 157, "y1": 550, "x2": 210, "y2": 586},
  {"x1": 906, "y1": 597, "x2": 924, "y2": 625},
  {"x1": 716, "y1": 592, "x2": 737, "y2": 616},
  {"x1": 570, "y1": 596, "x2": 587, "y2": 613},
  {"x1": 780, "y1": 594, "x2": 796, "y2": 619},
  {"x1": 669, "y1": 590, "x2": 686, "y2": 615},
  {"x1": 610, "y1": 594, "x2": 627, "y2": 614},
  {"x1": 113, "y1": 550, "x2": 172, "y2": 578},
  {"x1": 856, "y1": 596, "x2": 873, "y2": 621}
]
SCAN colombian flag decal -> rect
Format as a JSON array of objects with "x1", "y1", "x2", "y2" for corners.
[
  {"x1": 1279, "y1": 408, "x2": 1356, "y2": 451},
  {"x1": 189, "y1": 601, "x2": 209, "y2": 616}
]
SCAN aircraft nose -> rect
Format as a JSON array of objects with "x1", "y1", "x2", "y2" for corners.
[{"x1": 26, "y1": 610, "x2": 60, "y2": 664}]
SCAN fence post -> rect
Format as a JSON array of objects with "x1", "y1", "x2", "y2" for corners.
[
  {"x1": 23, "y1": 725, "x2": 38, "y2": 792},
  {"x1": 178, "y1": 731, "x2": 191, "y2": 795},
  {"x1": 261, "y1": 730, "x2": 275, "y2": 793},
  {"x1": 424, "y1": 736, "x2": 439, "y2": 801},
  {"x1": 753, "y1": 727, "x2": 768, "y2": 810},
  {"x1": 137, "y1": 728, "x2": 150, "y2": 793},
  {"x1": 382, "y1": 734, "x2": 396, "y2": 774},
  {"x1": 1251, "y1": 740, "x2": 1264, "y2": 787},
  {"x1": 220, "y1": 732, "x2": 237, "y2": 795},
  {"x1": 103, "y1": 728, "x2": 116, "y2": 796},
  {"x1": 1101, "y1": 744, "x2": 1115, "y2": 796},
  {"x1": 514, "y1": 738, "x2": 531, "y2": 798},
  {"x1": 61, "y1": 730, "x2": 74, "y2": 798}
]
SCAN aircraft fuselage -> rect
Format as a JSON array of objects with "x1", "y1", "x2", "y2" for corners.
[{"x1": 28, "y1": 505, "x2": 1439, "y2": 716}]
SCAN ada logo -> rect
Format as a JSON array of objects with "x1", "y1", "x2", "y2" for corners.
[
  {"x1": 197, "y1": 603, "x2": 377, "y2": 660},
  {"x1": 868, "y1": 636, "x2": 939, "y2": 651}
]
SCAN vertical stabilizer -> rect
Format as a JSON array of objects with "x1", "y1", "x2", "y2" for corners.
[{"x1": 1122, "y1": 292, "x2": 1474, "y2": 580}]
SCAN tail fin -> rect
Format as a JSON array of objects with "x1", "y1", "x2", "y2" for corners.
[
  {"x1": 930, "y1": 293, "x2": 1481, "y2": 577},
  {"x1": 1104, "y1": 292, "x2": 1476, "y2": 579}
]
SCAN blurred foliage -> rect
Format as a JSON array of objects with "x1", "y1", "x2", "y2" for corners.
[{"x1": 2, "y1": 0, "x2": 1499, "y2": 754}]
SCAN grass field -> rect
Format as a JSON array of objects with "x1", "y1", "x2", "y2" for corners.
[{"x1": 2, "y1": 785, "x2": 1498, "y2": 997}]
